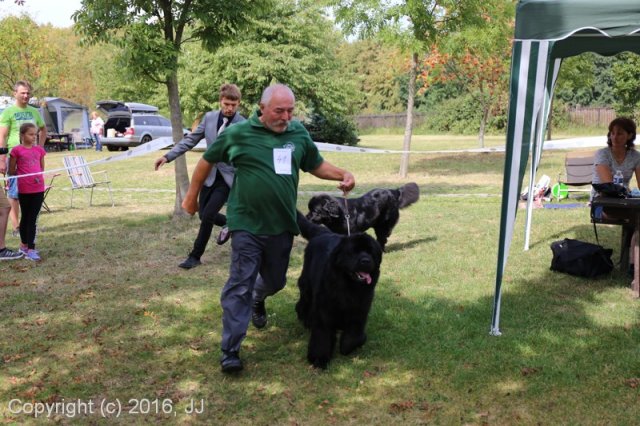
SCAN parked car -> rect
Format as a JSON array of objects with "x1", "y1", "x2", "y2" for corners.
[{"x1": 96, "y1": 101, "x2": 186, "y2": 151}]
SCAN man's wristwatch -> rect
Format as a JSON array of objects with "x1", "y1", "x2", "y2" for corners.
[{"x1": 0, "y1": 147, "x2": 7, "y2": 155}]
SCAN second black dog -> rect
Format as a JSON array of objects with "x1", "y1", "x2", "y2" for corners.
[
  {"x1": 295, "y1": 212, "x2": 383, "y2": 369},
  {"x1": 305, "y1": 182, "x2": 420, "y2": 250}
]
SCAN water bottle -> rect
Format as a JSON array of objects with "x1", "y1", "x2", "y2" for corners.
[{"x1": 613, "y1": 170, "x2": 624, "y2": 187}]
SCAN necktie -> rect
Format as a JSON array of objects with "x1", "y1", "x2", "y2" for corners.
[{"x1": 218, "y1": 117, "x2": 229, "y2": 136}]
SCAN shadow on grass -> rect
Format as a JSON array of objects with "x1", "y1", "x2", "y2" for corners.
[
  {"x1": 1, "y1": 214, "x2": 639, "y2": 423},
  {"x1": 412, "y1": 152, "x2": 506, "y2": 176},
  {"x1": 528, "y1": 220, "x2": 622, "y2": 253},
  {"x1": 384, "y1": 237, "x2": 436, "y2": 252}
]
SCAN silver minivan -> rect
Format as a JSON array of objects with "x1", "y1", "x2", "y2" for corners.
[{"x1": 97, "y1": 101, "x2": 177, "y2": 151}]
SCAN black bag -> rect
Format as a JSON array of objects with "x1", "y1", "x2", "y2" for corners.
[
  {"x1": 592, "y1": 183, "x2": 629, "y2": 198},
  {"x1": 550, "y1": 238, "x2": 614, "y2": 278}
]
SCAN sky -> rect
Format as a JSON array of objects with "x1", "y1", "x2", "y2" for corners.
[{"x1": 0, "y1": 0, "x2": 82, "y2": 27}]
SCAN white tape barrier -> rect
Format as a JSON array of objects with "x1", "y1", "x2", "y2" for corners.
[
  {"x1": 1, "y1": 137, "x2": 510, "y2": 183},
  {"x1": 314, "y1": 142, "x2": 505, "y2": 154},
  {"x1": 317, "y1": 136, "x2": 609, "y2": 153},
  {"x1": 0, "y1": 137, "x2": 174, "y2": 182}
]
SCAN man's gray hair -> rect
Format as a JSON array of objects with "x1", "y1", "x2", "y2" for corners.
[{"x1": 260, "y1": 83, "x2": 295, "y2": 105}]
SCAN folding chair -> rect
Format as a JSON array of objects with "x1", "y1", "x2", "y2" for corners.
[
  {"x1": 41, "y1": 173, "x2": 61, "y2": 213},
  {"x1": 63, "y1": 155, "x2": 114, "y2": 207},
  {"x1": 554, "y1": 150, "x2": 596, "y2": 201}
]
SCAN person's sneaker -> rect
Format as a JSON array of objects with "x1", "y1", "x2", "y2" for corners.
[
  {"x1": 216, "y1": 226, "x2": 231, "y2": 245},
  {"x1": 251, "y1": 300, "x2": 267, "y2": 329},
  {"x1": 0, "y1": 247, "x2": 23, "y2": 260},
  {"x1": 178, "y1": 256, "x2": 201, "y2": 269},
  {"x1": 19, "y1": 246, "x2": 28, "y2": 256},
  {"x1": 220, "y1": 351, "x2": 243, "y2": 373},
  {"x1": 25, "y1": 249, "x2": 41, "y2": 261}
]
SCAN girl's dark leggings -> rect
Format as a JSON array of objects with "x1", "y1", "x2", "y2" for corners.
[{"x1": 18, "y1": 191, "x2": 44, "y2": 249}]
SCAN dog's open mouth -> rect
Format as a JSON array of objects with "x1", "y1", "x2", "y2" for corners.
[{"x1": 354, "y1": 271, "x2": 373, "y2": 285}]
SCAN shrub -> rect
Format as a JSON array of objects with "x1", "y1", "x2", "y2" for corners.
[
  {"x1": 304, "y1": 113, "x2": 359, "y2": 146},
  {"x1": 423, "y1": 95, "x2": 482, "y2": 134}
]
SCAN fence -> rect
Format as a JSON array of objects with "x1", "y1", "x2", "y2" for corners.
[
  {"x1": 351, "y1": 107, "x2": 615, "y2": 129},
  {"x1": 566, "y1": 107, "x2": 616, "y2": 127},
  {"x1": 351, "y1": 113, "x2": 427, "y2": 129}
]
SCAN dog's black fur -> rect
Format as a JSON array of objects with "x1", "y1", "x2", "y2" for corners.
[
  {"x1": 296, "y1": 212, "x2": 383, "y2": 369},
  {"x1": 305, "y1": 182, "x2": 420, "y2": 250}
]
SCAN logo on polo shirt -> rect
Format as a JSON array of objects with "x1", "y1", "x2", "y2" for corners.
[{"x1": 15, "y1": 111, "x2": 35, "y2": 121}]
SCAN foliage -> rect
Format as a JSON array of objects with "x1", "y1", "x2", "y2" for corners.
[
  {"x1": 89, "y1": 41, "x2": 163, "y2": 113},
  {"x1": 178, "y1": 1, "x2": 356, "y2": 122},
  {"x1": 335, "y1": 38, "x2": 407, "y2": 113},
  {"x1": 549, "y1": 98, "x2": 571, "y2": 129},
  {"x1": 612, "y1": 53, "x2": 640, "y2": 119},
  {"x1": 0, "y1": 15, "x2": 60, "y2": 95},
  {"x1": 422, "y1": 94, "x2": 481, "y2": 134},
  {"x1": 418, "y1": 2, "x2": 513, "y2": 147},
  {"x1": 555, "y1": 53, "x2": 618, "y2": 108},
  {"x1": 303, "y1": 113, "x2": 359, "y2": 145},
  {"x1": 38, "y1": 26, "x2": 105, "y2": 108},
  {"x1": 73, "y1": 0, "x2": 274, "y2": 87},
  {"x1": 331, "y1": 0, "x2": 487, "y2": 51}
]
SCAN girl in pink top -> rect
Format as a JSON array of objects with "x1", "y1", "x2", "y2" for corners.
[{"x1": 8, "y1": 123, "x2": 46, "y2": 261}]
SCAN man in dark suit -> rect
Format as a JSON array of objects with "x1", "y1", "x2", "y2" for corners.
[{"x1": 155, "y1": 83, "x2": 245, "y2": 269}]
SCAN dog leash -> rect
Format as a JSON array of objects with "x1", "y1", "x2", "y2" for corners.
[{"x1": 343, "y1": 195, "x2": 351, "y2": 236}]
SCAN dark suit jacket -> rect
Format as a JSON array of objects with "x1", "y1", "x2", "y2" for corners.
[{"x1": 164, "y1": 110, "x2": 245, "y2": 187}]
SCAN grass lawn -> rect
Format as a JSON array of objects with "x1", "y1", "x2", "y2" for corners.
[{"x1": 1, "y1": 133, "x2": 639, "y2": 424}]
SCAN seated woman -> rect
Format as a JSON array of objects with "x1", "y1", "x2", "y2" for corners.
[
  {"x1": 592, "y1": 117, "x2": 640, "y2": 197},
  {"x1": 592, "y1": 117, "x2": 640, "y2": 278}
]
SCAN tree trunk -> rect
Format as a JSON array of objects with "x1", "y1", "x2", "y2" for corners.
[
  {"x1": 479, "y1": 104, "x2": 489, "y2": 148},
  {"x1": 166, "y1": 71, "x2": 190, "y2": 217},
  {"x1": 399, "y1": 52, "x2": 418, "y2": 178}
]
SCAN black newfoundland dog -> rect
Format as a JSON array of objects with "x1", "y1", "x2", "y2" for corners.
[
  {"x1": 295, "y1": 212, "x2": 383, "y2": 369},
  {"x1": 305, "y1": 182, "x2": 420, "y2": 250}
]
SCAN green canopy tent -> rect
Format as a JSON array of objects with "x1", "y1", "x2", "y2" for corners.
[{"x1": 492, "y1": 0, "x2": 640, "y2": 335}]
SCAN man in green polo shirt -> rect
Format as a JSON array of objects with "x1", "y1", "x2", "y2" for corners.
[{"x1": 182, "y1": 83, "x2": 355, "y2": 373}]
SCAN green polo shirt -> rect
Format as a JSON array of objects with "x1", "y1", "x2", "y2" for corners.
[{"x1": 203, "y1": 111, "x2": 323, "y2": 235}]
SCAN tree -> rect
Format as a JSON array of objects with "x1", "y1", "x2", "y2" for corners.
[
  {"x1": 612, "y1": 53, "x2": 640, "y2": 119},
  {"x1": 0, "y1": 15, "x2": 60, "y2": 95},
  {"x1": 177, "y1": 1, "x2": 357, "y2": 121},
  {"x1": 330, "y1": 0, "x2": 488, "y2": 177},
  {"x1": 421, "y1": 4, "x2": 513, "y2": 147},
  {"x1": 336, "y1": 38, "x2": 407, "y2": 113},
  {"x1": 73, "y1": 0, "x2": 273, "y2": 216}
]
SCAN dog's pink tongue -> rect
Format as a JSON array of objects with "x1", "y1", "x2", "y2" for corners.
[{"x1": 362, "y1": 273, "x2": 372, "y2": 285}]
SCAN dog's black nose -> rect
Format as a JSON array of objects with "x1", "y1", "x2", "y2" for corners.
[{"x1": 358, "y1": 257, "x2": 373, "y2": 268}]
